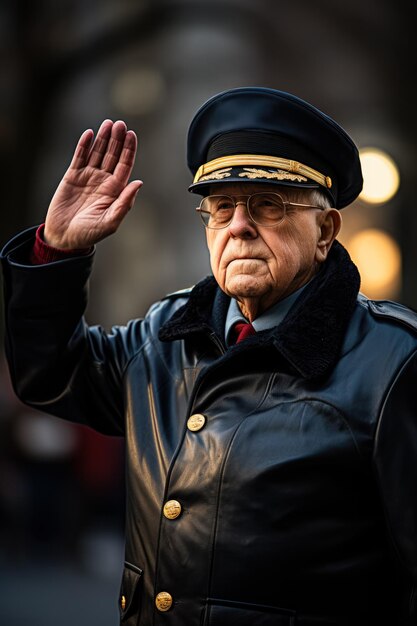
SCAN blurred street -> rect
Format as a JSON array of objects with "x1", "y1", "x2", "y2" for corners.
[
  {"x1": 0, "y1": 559, "x2": 122, "y2": 626},
  {"x1": 0, "y1": 354, "x2": 126, "y2": 625}
]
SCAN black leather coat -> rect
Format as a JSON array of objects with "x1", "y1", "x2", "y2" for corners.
[{"x1": 2, "y1": 228, "x2": 417, "y2": 626}]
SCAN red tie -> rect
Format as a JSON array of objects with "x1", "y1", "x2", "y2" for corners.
[{"x1": 233, "y1": 321, "x2": 256, "y2": 343}]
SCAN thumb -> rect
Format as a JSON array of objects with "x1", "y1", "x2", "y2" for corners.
[{"x1": 110, "y1": 180, "x2": 143, "y2": 223}]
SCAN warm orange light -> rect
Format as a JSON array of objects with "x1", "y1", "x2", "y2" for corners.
[
  {"x1": 347, "y1": 229, "x2": 401, "y2": 299},
  {"x1": 359, "y1": 148, "x2": 400, "y2": 204}
]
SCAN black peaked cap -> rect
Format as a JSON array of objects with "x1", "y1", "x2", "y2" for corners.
[{"x1": 187, "y1": 87, "x2": 363, "y2": 208}]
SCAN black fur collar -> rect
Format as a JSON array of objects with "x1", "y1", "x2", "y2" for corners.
[{"x1": 159, "y1": 241, "x2": 360, "y2": 379}]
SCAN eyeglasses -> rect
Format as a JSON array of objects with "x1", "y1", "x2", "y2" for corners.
[{"x1": 195, "y1": 192, "x2": 325, "y2": 229}]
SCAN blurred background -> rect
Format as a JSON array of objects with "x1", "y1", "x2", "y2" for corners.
[{"x1": 0, "y1": 0, "x2": 415, "y2": 624}]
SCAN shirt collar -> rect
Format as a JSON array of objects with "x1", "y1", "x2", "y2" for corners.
[{"x1": 225, "y1": 282, "x2": 308, "y2": 346}]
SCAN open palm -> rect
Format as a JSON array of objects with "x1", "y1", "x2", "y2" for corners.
[{"x1": 44, "y1": 120, "x2": 142, "y2": 249}]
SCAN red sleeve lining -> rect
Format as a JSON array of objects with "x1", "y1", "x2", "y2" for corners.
[{"x1": 31, "y1": 224, "x2": 92, "y2": 265}]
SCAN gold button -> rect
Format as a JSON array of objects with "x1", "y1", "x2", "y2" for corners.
[
  {"x1": 155, "y1": 591, "x2": 173, "y2": 612},
  {"x1": 187, "y1": 413, "x2": 206, "y2": 432},
  {"x1": 163, "y1": 499, "x2": 182, "y2": 520},
  {"x1": 120, "y1": 595, "x2": 126, "y2": 611}
]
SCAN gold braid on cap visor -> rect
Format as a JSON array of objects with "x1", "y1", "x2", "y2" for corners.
[{"x1": 193, "y1": 154, "x2": 332, "y2": 189}]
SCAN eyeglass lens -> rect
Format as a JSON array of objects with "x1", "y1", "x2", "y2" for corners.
[{"x1": 199, "y1": 193, "x2": 286, "y2": 228}]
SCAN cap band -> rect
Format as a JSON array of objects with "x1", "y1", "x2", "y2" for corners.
[{"x1": 193, "y1": 154, "x2": 332, "y2": 189}]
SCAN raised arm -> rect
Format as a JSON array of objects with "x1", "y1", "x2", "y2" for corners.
[
  {"x1": 44, "y1": 119, "x2": 142, "y2": 249},
  {"x1": 1, "y1": 120, "x2": 145, "y2": 435}
]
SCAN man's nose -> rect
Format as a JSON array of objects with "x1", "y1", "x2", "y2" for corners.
[{"x1": 228, "y1": 201, "x2": 257, "y2": 238}]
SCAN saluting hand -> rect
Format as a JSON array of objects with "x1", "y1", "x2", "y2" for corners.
[{"x1": 44, "y1": 120, "x2": 142, "y2": 249}]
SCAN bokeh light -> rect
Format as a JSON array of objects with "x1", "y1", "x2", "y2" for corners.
[
  {"x1": 359, "y1": 148, "x2": 400, "y2": 204},
  {"x1": 110, "y1": 66, "x2": 166, "y2": 116},
  {"x1": 347, "y1": 228, "x2": 401, "y2": 299}
]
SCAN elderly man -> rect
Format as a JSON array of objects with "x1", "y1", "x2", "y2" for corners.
[{"x1": 2, "y1": 87, "x2": 417, "y2": 625}]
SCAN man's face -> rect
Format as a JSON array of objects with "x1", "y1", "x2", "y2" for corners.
[{"x1": 204, "y1": 183, "x2": 339, "y2": 317}]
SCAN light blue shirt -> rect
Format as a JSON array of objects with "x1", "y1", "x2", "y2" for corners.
[{"x1": 225, "y1": 283, "x2": 308, "y2": 346}]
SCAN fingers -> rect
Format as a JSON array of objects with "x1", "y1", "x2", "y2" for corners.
[
  {"x1": 68, "y1": 120, "x2": 113, "y2": 170},
  {"x1": 68, "y1": 120, "x2": 138, "y2": 179},
  {"x1": 112, "y1": 130, "x2": 138, "y2": 186},
  {"x1": 87, "y1": 119, "x2": 115, "y2": 168},
  {"x1": 100, "y1": 121, "x2": 131, "y2": 173},
  {"x1": 68, "y1": 129, "x2": 94, "y2": 169}
]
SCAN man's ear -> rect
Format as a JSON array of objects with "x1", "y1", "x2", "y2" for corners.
[{"x1": 315, "y1": 209, "x2": 342, "y2": 263}]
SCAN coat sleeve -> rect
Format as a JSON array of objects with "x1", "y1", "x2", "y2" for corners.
[
  {"x1": 373, "y1": 347, "x2": 417, "y2": 620},
  {"x1": 1, "y1": 226, "x2": 146, "y2": 436}
]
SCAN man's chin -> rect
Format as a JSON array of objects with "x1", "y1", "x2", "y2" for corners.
[{"x1": 224, "y1": 276, "x2": 267, "y2": 299}]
